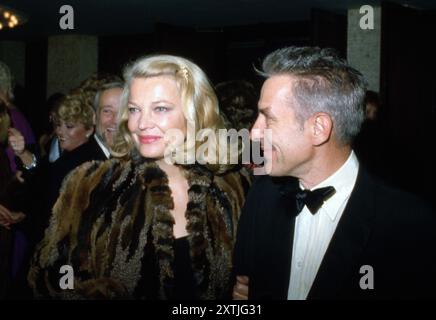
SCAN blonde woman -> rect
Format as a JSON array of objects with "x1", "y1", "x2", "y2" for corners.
[{"x1": 29, "y1": 54, "x2": 250, "y2": 299}]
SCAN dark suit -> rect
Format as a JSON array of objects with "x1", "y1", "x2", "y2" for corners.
[
  {"x1": 234, "y1": 167, "x2": 436, "y2": 299},
  {"x1": 29, "y1": 135, "x2": 108, "y2": 244},
  {"x1": 48, "y1": 135, "x2": 107, "y2": 207}
]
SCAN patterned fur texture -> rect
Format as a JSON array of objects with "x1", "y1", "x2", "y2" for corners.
[{"x1": 28, "y1": 152, "x2": 250, "y2": 299}]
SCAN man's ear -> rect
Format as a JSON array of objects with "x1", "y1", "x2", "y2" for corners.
[{"x1": 309, "y1": 112, "x2": 333, "y2": 146}]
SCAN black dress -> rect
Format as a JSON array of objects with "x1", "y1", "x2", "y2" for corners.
[
  {"x1": 173, "y1": 236, "x2": 196, "y2": 300},
  {"x1": 135, "y1": 235, "x2": 197, "y2": 300}
]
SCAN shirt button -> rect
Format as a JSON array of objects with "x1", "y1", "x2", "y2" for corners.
[{"x1": 297, "y1": 261, "x2": 303, "y2": 268}]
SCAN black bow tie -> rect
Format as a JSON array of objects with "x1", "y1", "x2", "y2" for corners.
[
  {"x1": 293, "y1": 186, "x2": 336, "y2": 215},
  {"x1": 279, "y1": 181, "x2": 336, "y2": 215}
]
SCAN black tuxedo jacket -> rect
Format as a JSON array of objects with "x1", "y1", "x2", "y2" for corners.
[
  {"x1": 48, "y1": 135, "x2": 107, "y2": 207},
  {"x1": 234, "y1": 167, "x2": 436, "y2": 299}
]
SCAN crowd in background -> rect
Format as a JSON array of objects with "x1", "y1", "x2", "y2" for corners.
[{"x1": 1, "y1": 46, "x2": 434, "y2": 300}]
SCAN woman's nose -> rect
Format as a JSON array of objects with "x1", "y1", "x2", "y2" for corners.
[{"x1": 138, "y1": 111, "x2": 154, "y2": 130}]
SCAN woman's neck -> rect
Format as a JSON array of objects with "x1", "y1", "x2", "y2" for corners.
[{"x1": 156, "y1": 158, "x2": 184, "y2": 180}]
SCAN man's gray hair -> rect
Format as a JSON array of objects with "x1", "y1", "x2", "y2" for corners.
[
  {"x1": 93, "y1": 82, "x2": 124, "y2": 112},
  {"x1": 259, "y1": 46, "x2": 367, "y2": 144}
]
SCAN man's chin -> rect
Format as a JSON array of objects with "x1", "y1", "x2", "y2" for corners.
[
  {"x1": 268, "y1": 170, "x2": 282, "y2": 177},
  {"x1": 103, "y1": 133, "x2": 110, "y2": 141},
  {"x1": 105, "y1": 136, "x2": 113, "y2": 147},
  {"x1": 264, "y1": 158, "x2": 288, "y2": 176}
]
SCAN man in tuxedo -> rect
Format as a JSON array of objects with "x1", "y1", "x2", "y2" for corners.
[
  {"x1": 233, "y1": 46, "x2": 436, "y2": 299},
  {"x1": 93, "y1": 82, "x2": 124, "y2": 158}
]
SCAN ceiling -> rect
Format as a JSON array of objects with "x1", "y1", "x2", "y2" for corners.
[{"x1": 1, "y1": 0, "x2": 435, "y2": 39}]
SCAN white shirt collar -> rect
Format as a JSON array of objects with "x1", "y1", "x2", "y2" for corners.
[
  {"x1": 94, "y1": 134, "x2": 111, "y2": 159},
  {"x1": 299, "y1": 151, "x2": 359, "y2": 221}
]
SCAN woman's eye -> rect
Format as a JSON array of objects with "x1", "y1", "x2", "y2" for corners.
[
  {"x1": 128, "y1": 107, "x2": 139, "y2": 113},
  {"x1": 155, "y1": 106, "x2": 168, "y2": 112},
  {"x1": 66, "y1": 124, "x2": 74, "y2": 129}
]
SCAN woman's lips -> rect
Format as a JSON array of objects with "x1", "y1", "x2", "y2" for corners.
[{"x1": 138, "y1": 135, "x2": 162, "y2": 144}]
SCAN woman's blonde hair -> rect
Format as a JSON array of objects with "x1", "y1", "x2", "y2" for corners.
[
  {"x1": 55, "y1": 91, "x2": 94, "y2": 130},
  {"x1": 112, "y1": 54, "x2": 237, "y2": 174}
]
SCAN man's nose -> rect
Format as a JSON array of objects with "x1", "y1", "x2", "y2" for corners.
[
  {"x1": 108, "y1": 112, "x2": 117, "y2": 126},
  {"x1": 250, "y1": 117, "x2": 264, "y2": 141}
]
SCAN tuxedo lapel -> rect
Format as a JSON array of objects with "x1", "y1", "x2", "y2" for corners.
[
  {"x1": 269, "y1": 196, "x2": 296, "y2": 299},
  {"x1": 250, "y1": 176, "x2": 297, "y2": 299},
  {"x1": 308, "y1": 168, "x2": 376, "y2": 299},
  {"x1": 268, "y1": 177, "x2": 300, "y2": 299}
]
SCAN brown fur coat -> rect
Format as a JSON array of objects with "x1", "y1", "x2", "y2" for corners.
[{"x1": 28, "y1": 153, "x2": 250, "y2": 299}]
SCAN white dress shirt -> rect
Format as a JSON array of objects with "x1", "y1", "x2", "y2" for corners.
[
  {"x1": 287, "y1": 151, "x2": 359, "y2": 300},
  {"x1": 48, "y1": 136, "x2": 61, "y2": 163},
  {"x1": 94, "y1": 134, "x2": 111, "y2": 159}
]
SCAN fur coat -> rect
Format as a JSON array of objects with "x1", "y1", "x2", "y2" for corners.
[{"x1": 28, "y1": 152, "x2": 250, "y2": 299}]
